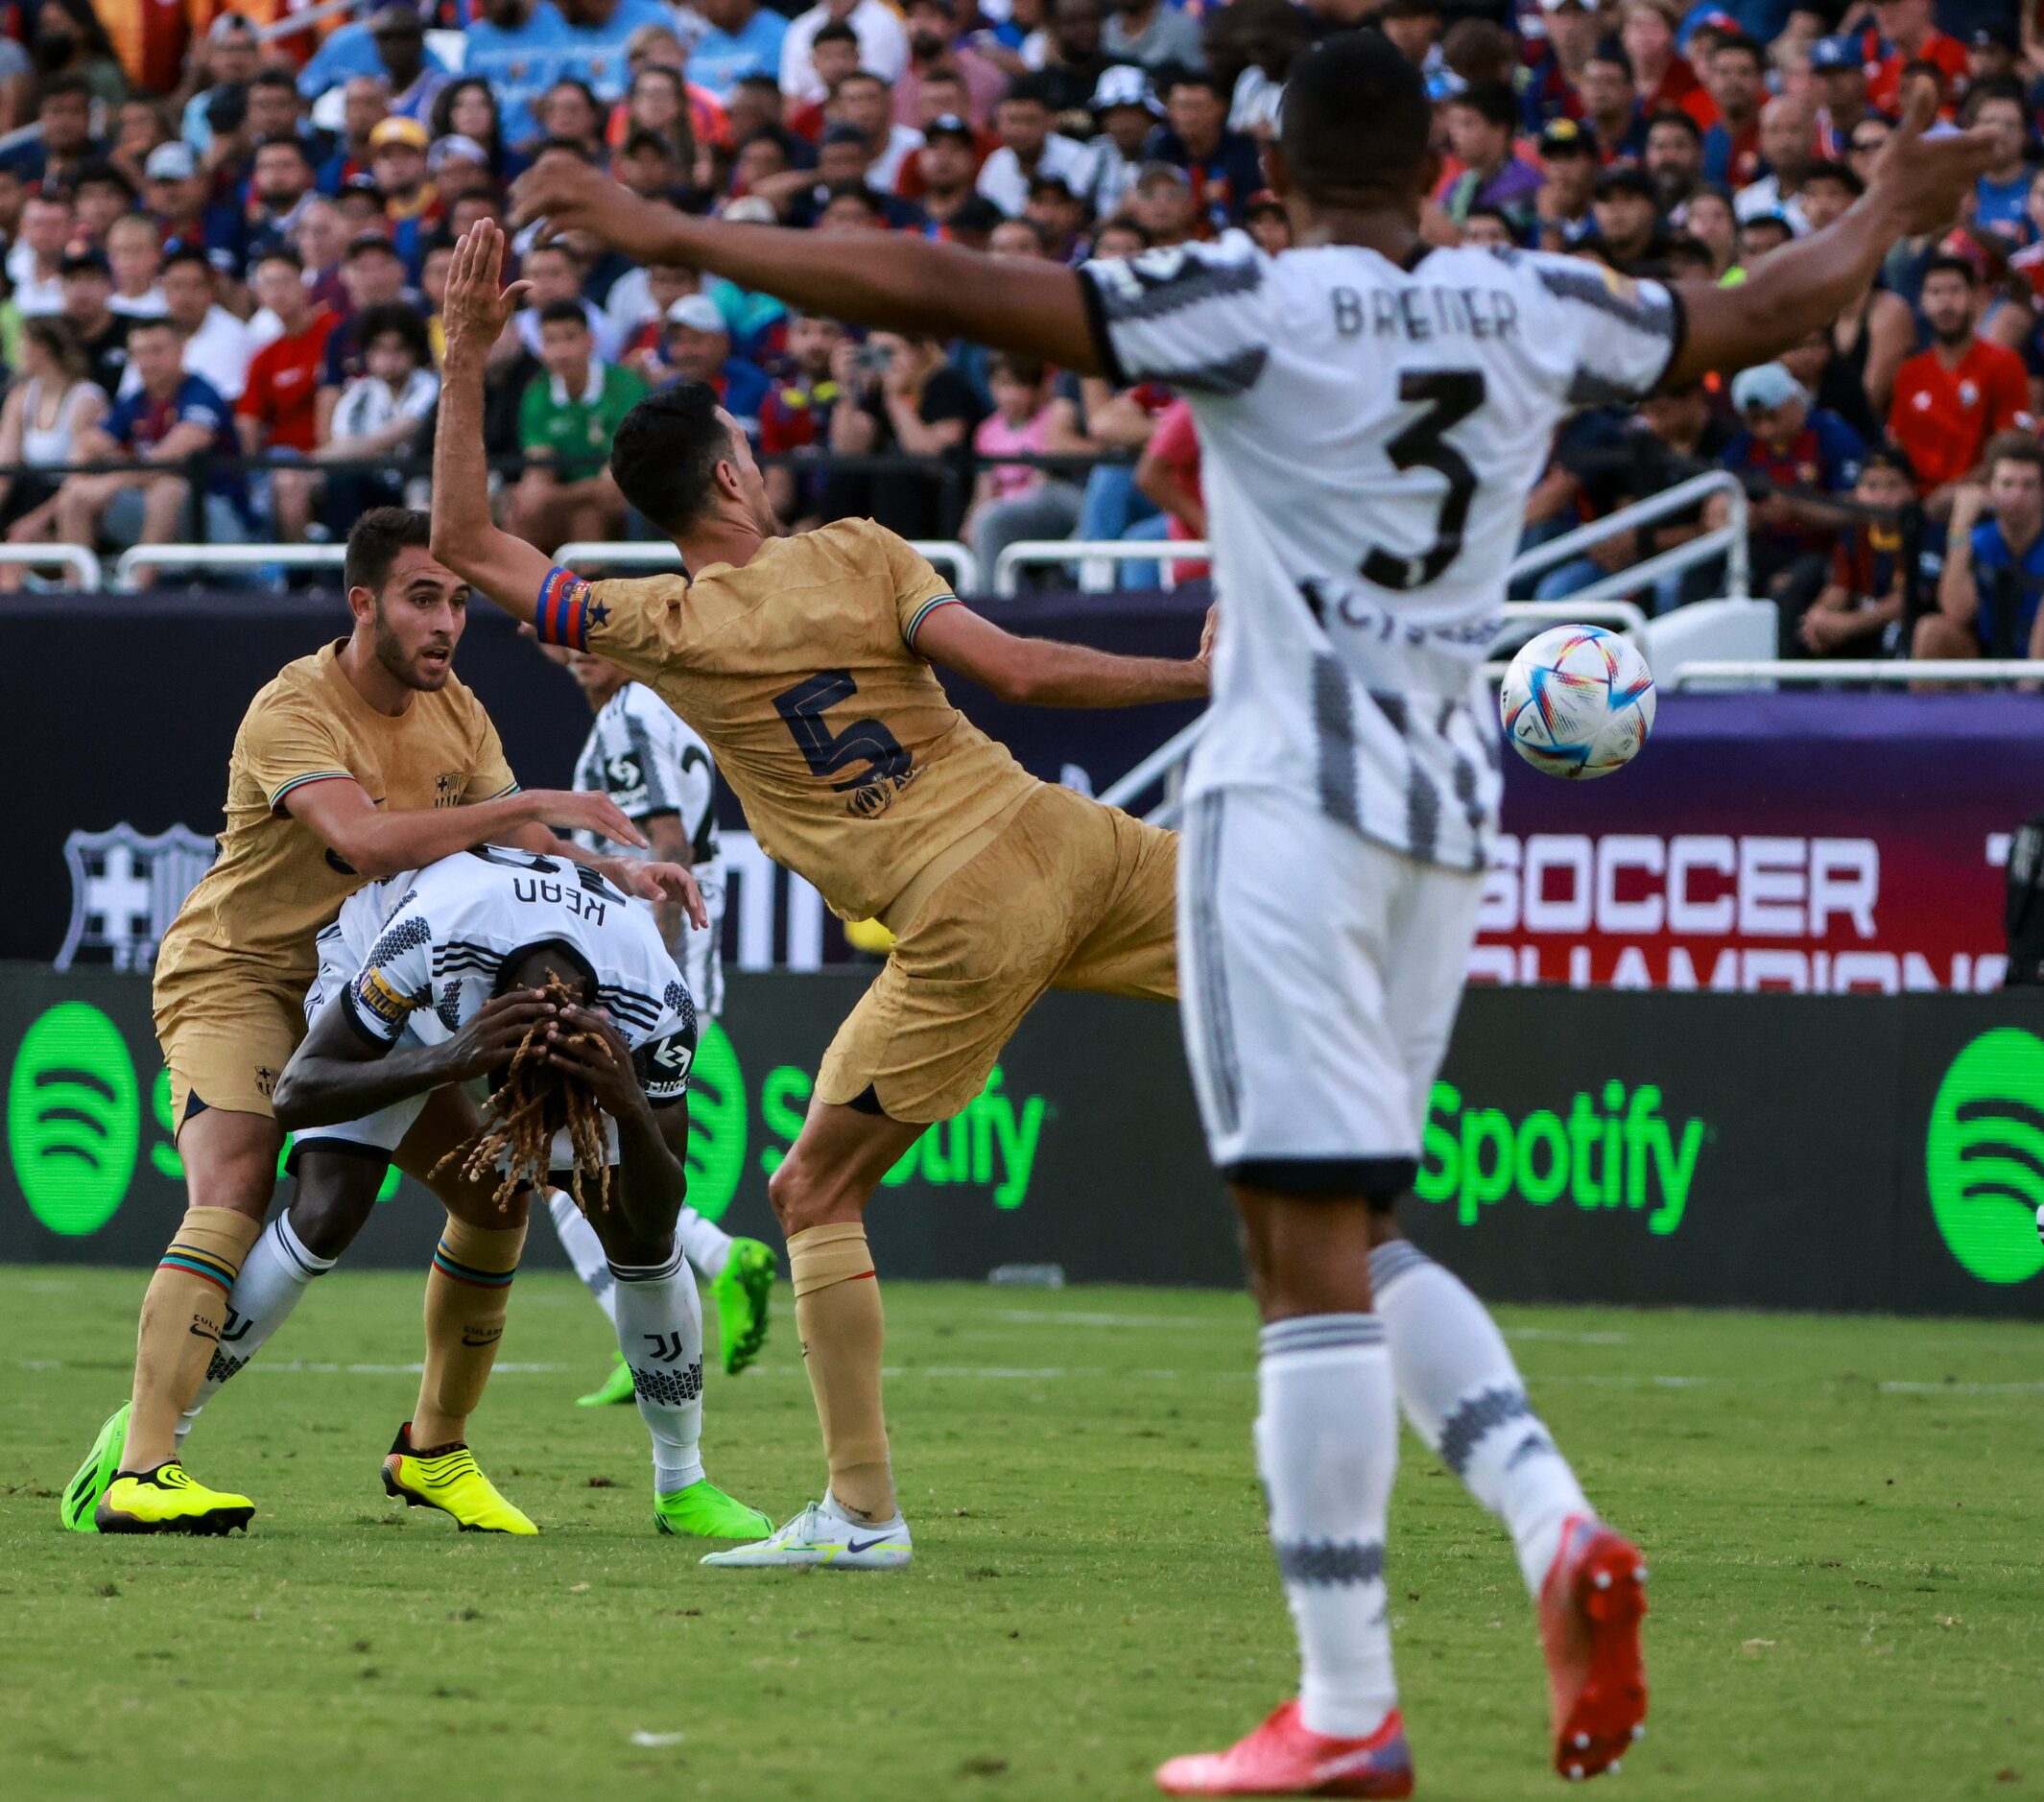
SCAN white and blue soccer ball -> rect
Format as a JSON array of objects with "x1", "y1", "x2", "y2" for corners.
[{"x1": 1499, "y1": 624, "x2": 1656, "y2": 781}]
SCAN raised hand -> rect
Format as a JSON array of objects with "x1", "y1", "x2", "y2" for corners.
[
  {"x1": 1866, "y1": 86, "x2": 1998, "y2": 238},
  {"x1": 442, "y1": 220, "x2": 531, "y2": 365},
  {"x1": 526, "y1": 788, "x2": 652, "y2": 850},
  {"x1": 511, "y1": 151, "x2": 680, "y2": 266}
]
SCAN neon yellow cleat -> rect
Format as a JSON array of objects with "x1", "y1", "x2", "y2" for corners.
[
  {"x1": 576, "y1": 1353, "x2": 637, "y2": 1408},
  {"x1": 654, "y1": 1479, "x2": 773, "y2": 1540},
  {"x1": 95, "y1": 1460, "x2": 253, "y2": 1536},
  {"x1": 380, "y1": 1422, "x2": 537, "y2": 1533},
  {"x1": 712, "y1": 1238, "x2": 777, "y2": 1376},
  {"x1": 61, "y1": 1403, "x2": 130, "y2": 1533}
]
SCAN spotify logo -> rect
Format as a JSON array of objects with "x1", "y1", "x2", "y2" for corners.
[
  {"x1": 683, "y1": 1020, "x2": 747, "y2": 1222},
  {"x1": 1925, "y1": 1028, "x2": 2044, "y2": 1286},
  {"x1": 8, "y1": 1001, "x2": 138, "y2": 1235}
]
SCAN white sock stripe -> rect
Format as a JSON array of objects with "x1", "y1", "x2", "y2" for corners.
[
  {"x1": 273, "y1": 1213, "x2": 335, "y2": 1279},
  {"x1": 1260, "y1": 1315, "x2": 1385, "y2": 1357},
  {"x1": 607, "y1": 1249, "x2": 686, "y2": 1284},
  {"x1": 1367, "y1": 1240, "x2": 1432, "y2": 1294}
]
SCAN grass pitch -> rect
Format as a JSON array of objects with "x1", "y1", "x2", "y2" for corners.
[{"x1": 2, "y1": 1268, "x2": 2040, "y2": 1801}]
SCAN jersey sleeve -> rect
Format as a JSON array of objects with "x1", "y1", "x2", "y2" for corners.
[
  {"x1": 870, "y1": 522, "x2": 959, "y2": 649},
  {"x1": 462, "y1": 699, "x2": 521, "y2": 803},
  {"x1": 1077, "y1": 235, "x2": 1275, "y2": 398},
  {"x1": 1516, "y1": 251, "x2": 1685, "y2": 407},
  {"x1": 630, "y1": 979, "x2": 700, "y2": 1106},
  {"x1": 339, "y1": 900, "x2": 434, "y2": 1047},
  {"x1": 240, "y1": 687, "x2": 355, "y2": 816},
  {"x1": 529, "y1": 566, "x2": 687, "y2": 676}
]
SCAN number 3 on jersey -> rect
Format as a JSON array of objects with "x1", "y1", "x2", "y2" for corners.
[
  {"x1": 1361, "y1": 370, "x2": 1485, "y2": 592},
  {"x1": 772, "y1": 670, "x2": 912, "y2": 794}
]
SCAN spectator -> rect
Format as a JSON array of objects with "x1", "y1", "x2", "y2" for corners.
[
  {"x1": 555, "y1": 0, "x2": 685, "y2": 107},
  {"x1": 1127, "y1": 161, "x2": 1198, "y2": 246},
  {"x1": 1918, "y1": 434, "x2": 2044, "y2": 660},
  {"x1": 1588, "y1": 162, "x2": 1667, "y2": 271},
  {"x1": 1244, "y1": 189, "x2": 1292, "y2": 255},
  {"x1": 142, "y1": 141, "x2": 228, "y2": 258},
  {"x1": 318, "y1": 233, "x2": 416, "y2": 433},
  {"x1": 782, "y1": 0, "x2": 911, "y2": 105},
  {"x1": 73, "y1": 161, "x2": 142, "y2": 249},
  {"x1": 292, "y1": 200, "x2": 352, "y2": 317},
  {"x1": 1134, "y1": 396, "x2": 1208, "y2": 586},
  {"x1": 515, "y1": 239, "x2": 624, "y2": 361},
  {"x1": 913, "y1": 113, "x2": 986, "y2": 233},
  {"x1": 1103, "y1": 0, "x2": 1204, "y2": 73},
  {"x1": 319, "y1": 301, "x2": 441, "y2": 532},
  {"x1": 0, "y1": 74, "x2": 103, "y2": 185},
  {"x1": 830, "y1": 69, "x2": 924, "y2": 190},
  {"x1": 535, "y1": 78, "x2": 608, "y2": 155},
  {"x1": 1733, "y1": 94, "x2": 1815, "y2": 228},
  {"x1": 1810, "y1": 35, "x2": 1875, "y2": 160},
  {"x1": 1865, "y1": 0, "x2": 1968, "y2": 115},
  {"x1": 1963, "y1": 82, "x2": 2032, "y2": 244},
  {"x1": 462, "y1": 0, "x2": 575, "y2": 150},
  {"x1": 431, "y1": 78, "x2": 524, "y2": 188},
  {"x1": 59, "y1": 249, "x2": 131, "y2": 399},
  {"x1": 1534, "y1": 117, "x2": 1600, "y2": 249},
  {"x1": 106, "y1": 215, "x2": 169, "y2": 320},
  {"x1": 895, "y1": 0, "x2": 1008, "y2": 128},
  {"x1": 1036, "y1": 0, "x2": 1116, "y2": 126},
  {"x1": 1084, "y1": 64, "x2": 1162, "y2": 220},
  {"x1": 692, "y1": 0, "x2": 792, "y2": 103},
  {"x1": 367, "y1": 117, "x2": 442, "y2": 274},
  {"x1": 238, "y1": 247, "x2": 340, "y2": 541},
  {"x1": 299, "y1": 1, "x2": 454, "y2": 112},
  {"x1": 964, "y1": 353, "x2": 1083, "y2": 574},
  {"x1": 1800, "y1": 444, "x2": 1916, "y2": 656},
  {"x1": 829, "y1": 330, "x2": 980, "y2": 538},
  {"x1": 1677, "y1": 183, "x2": 1738, "y2": 277},
  {"x1": 1623, "y1": 0, "x2": 1716, "y2": 129},
  {"x1": 54, "y1": 315, "x2": 247, "y2": 578},
  {"x1": 661, "y1": 293, "x2": 772, "y2": 440},
  {"x1": 247, "y1": 136, "x2": 322, "y2": 269},
  {"x1": 1643, "y1": 107, "x2": 1704, "y2": 211},
  {"x1": 319, "y1": 77, "x2": 392, "y2": 196},
  {"x1": 246, "y1": 69, "x2": 324, "y2": 160},
  {"x1": 1438, "y1": 83, "x2": 1541, "y2": 240},
  {"x1": 1461, "y1": 204, "x2": 1518, "y2": 249},
  {"x1": 1024, "y1": 174, "x2": 1088, "y2": 261},
  {"x1": 1579, "y1": 40, "x2": 1649, "y2": 163},
  {"x1": 1889, "y1": 254, "x2": 2031, "y2": 516},
  {"x1": 1700, "y1": 33, "x2": 1766, "y2": 188},
  {"x1": 9, "y1": 194, "x2": 72, "y2": 317},
  {"x1": 178, "y1": 14, "x2": 264, "y2": 156},
  {"x1": 1794, "y1": 164, "x2": 1913, "y2": 429},
  {"x1": 135, "y1": 245, "x2": 256, "y2": 404},
  {"x1": 110, "y1": 98, "x2": 174, "y2": 194},
  {"x1": 1149, "y1": 68, "x2": 1263, "y2": 231},
  {"x1": 0, "y1": 318, "x2": 108, "y2": 575},
  {"x1": 1207, "y1": 0, "x2": 1310, "y2": 142},
  {"x1": 612, "y1": 63, "x2": 721, "y2": 179},
  {"x1": 509, "y1": 296, "x2": 649, "y2": 550},
  {"x1": 786, "y1": 23, "x2": 864, "y2": 138},
  {"x1": 979, "y1": 74, "x2": 1099, "y2": 216},
  {"x1": 1720, "y1": 360, "x2": 1866, "y2": 601},
  {"x1": 760, "y1": 310, "x2": 846, "y2": 526}
]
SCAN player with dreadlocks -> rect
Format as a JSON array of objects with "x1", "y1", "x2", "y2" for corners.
[{"x1": 173, "y1": 844, "x2": 772, "y2": 1543}]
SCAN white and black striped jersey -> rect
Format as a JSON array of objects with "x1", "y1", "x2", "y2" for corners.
[
  {"x1": 569, "y1": 679, "x2": 726, "y2": 1014},
  {"x1": 1079, "y1": 234, "x2": 1681, "y2": 870},
  {"x1": 327, "y1": 845, "x2": 698, "y2": 1104}
]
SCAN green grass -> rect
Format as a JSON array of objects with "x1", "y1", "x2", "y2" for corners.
[{"x1": 3, "y1": 1269, "x2": 2040, "y2": 1800}]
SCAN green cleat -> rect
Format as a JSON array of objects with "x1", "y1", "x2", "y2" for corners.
[
  {"x1": 654, "y1": 1480, "x2": 773, "y2": 1540},
  {"x1": 712, "y1": 1238, "x2": 777, "y2": 1375},
  {"x1": 576, "y1": 1353, "x2": 637, "y2": 1408},
  {"x1": 60, "y1": 1403, "x2": 131, "y2": 1533}
]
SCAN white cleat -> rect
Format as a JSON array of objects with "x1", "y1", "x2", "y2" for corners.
[{"x1": 700, "y1": 1495, "x2": 913, "y2": 1570}]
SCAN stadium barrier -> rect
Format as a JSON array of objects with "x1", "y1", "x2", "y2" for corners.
[{"x1": 5, "y1": 966, "x2": 2041, "y2": 1319}]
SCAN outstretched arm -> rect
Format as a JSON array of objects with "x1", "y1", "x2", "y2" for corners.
[
  {"x1": 511, "y1": 156, "x2": 1104, "y2": 375},
  {"x1": 1666, "y1": 90, "x2": 1991, "y2": 387},
  {"x1": 914, "y1": 600, "x2": 1211, "y2": 708},
  {"x1": 430, "y1": 223, "x2": 556, "y2": 618}
]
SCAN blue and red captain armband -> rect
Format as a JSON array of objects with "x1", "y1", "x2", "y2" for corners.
[{"x1": 534, "y1": 565, "x2": 610, "y2": 652}]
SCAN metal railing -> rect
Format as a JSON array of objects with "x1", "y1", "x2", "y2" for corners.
[
  {"x1": 996, "y1": 538, "x2": 1189, "y2": 596},
  {"x1": 1506, "y1": 470, "x2": 1750, "y2": 603},
  {"x1": 0, "y1": 541, "x2": 104, "y2": 589},
  {"x1": 556, "y1": 538, "x2": 980, "y2": 592},
  {"x1": 113, "y1": 542, "x2": 345, "y2": 590},
  {"x1": 1671, "y1": 659, "x2": 2044, "y2": 688}
]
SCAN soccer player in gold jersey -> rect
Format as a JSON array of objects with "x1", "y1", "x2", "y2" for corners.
[
  {"x1": 431, "y1": 223, "x2": 1208, "y2": 1567},
  {"x1": 63, "y1": 507, "x2": 686, "y2": 1536}
]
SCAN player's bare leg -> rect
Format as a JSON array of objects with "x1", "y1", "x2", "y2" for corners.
[
  {"x1": 1362, "y1": 1217, "x2": 1648, "y2": 1780},
  {"x1": 1157, "y1": 1189, "x2": 1413, "y2": 1799},
  {"x1": 701, "y1": 1093, "x2": 922, "y2": 1570},
  {"x1": 84, "y1": 1107, "x2": 275, "y2": 1534}
]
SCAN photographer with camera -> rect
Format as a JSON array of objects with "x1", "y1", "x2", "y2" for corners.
[{"x1": 821, "y1": 327, "x2": 981, "y2": 539}]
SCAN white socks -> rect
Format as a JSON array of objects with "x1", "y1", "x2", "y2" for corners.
[
  {"x1": 607, "y1": 1244, "x2": 706, "y2": 1495},
  {"x1": 546, "y1": 1189, "x2": 736, "y2": 1321},
  {"x1": 177, "y1": 1213, "x2": 336, "y2": 1446},
  {"x1": 1369, "y1": 1241, "x2": 1588, "y2": 1598},
  {"x1": 673, "y1": 1204, "x2": 733, "y2": 1280},
  {"x1": 1256, "y1": 1314, "x2": 1400, "y2": 1740}
]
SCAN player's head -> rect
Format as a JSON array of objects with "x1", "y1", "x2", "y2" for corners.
[
  {"x1": 1270, "y1": 31, "x2": 1433, "y2": 221},
  {"x1": 609, "y1": 380, "x2": 776, "y2": 542},
  {"x1": 344, "y1": 507, "x2": 467, "y2": 691},
  {"x1": 567, "y1": 651, "x2": 629, "y2": 708}
]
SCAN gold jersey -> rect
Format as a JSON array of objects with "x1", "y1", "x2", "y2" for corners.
[
  {"x1": 154, "y1": 641, "x2": 519, "y2": 1001},
  {"x1": 535, "y1": 519, "x2": 1040, "y2": 922}
]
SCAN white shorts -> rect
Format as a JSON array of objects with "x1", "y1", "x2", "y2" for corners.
[{"x1": 1176, "y1": 788, "x2": 1484, "y2": 1196}]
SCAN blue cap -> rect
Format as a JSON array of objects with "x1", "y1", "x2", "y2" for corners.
[{"x1": 1810, "y1": 36, "x2": 1855, "y2": 72}]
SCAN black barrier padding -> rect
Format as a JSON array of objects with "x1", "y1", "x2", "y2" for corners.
[
  {"x1": 5, "y1": 968, "x2": 2043, "y2": 1319},
  {"x1": 0, "y1": 587, "x2": 1205, "y2": 963}
]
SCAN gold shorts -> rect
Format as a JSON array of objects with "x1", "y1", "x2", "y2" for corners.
[
  {"x1": 154, "y1": 975, "x2": 305, "y2": 1128},
  {"x1": 817, "y1": 782, "x2": 1177, "y2": 1124}
]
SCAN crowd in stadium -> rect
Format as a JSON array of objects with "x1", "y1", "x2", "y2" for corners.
[{"x1": 0, "y1": 0, "x2": 2037, "y2": 657}]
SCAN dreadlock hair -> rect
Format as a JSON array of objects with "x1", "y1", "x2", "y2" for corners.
[{"x1": 433, "y1": 970, "x2": 613, "y2": 1216}]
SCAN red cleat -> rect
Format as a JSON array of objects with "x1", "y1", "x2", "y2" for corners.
[
  {"x1": 1155, "y1": 1701, "x2": 1414, "y2": 1797},
  {"x1": 1538, "y1": 1515, "x2": 1650, "y2": 1781}
]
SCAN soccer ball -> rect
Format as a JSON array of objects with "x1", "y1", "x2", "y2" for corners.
[{"x1": 1499, "y1": 625, "x2": 1656, "y2": 781}]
